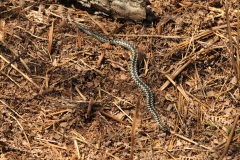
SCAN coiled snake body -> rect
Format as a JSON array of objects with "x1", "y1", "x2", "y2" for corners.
[{"x1": 77, "y1": 24, "x2": 170, "y2": 135}]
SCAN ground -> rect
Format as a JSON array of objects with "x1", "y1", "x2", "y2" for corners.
[{"x1": 0, "y1": 0, "x2": 239, "y2": 159}]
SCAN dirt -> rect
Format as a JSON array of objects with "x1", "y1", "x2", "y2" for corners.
[{"x1": 0, "y1": 0, "x2": 239, "y2": 159}]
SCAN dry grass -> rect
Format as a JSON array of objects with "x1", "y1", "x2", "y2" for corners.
[{"x1": 0, "y1": 0, "x2": 239, "y2": 159}]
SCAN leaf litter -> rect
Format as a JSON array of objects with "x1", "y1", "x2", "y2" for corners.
[{"x1": 0, "y1": 0, "x2": 239, "y2": 159}]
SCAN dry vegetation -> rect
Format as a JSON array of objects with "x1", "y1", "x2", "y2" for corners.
[{"x1": 0, "y1": 0, "x2": 239, "y2": 159}]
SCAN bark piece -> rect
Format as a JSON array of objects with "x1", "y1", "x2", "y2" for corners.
[{"x1": 77, "y1": 0, "x2": 147, "y2": 20}]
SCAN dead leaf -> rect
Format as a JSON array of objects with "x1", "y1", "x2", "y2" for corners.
[
  {"x1": 120, "y1": 74, "x2": 128, "y2": 80},
  {"x1": 110, "y1": 62, "x2": 126, "y2": 71},
  {"x1": 206, "y1": 90, "x2": 216, "y2": 97},
  {"x1": 165, "y1": 93, "x2": 176, "y2": 102},
  {"x1": 230, "y1": 76, "x2": 237, "y2": 85}
]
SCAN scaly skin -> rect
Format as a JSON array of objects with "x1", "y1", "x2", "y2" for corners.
[{"x1": 77, "y1": 24, "x2": 170, "y2": 135}]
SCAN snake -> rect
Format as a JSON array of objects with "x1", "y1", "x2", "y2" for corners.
[{"x1": 76, "y1": 23, "x2": 170, "y2": 135}]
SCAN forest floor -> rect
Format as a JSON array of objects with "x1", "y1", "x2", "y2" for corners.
[{"x1": 0, "y1": 0, "x2": 239, "y2": 159}]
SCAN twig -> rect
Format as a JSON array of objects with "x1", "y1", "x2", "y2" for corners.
[
  {"x1": 100, "y1": 88, "x2": 134, "y2": 107},
  {"x1": 79, "y1": 58, "x2": 104, "y2": 76},
  {"x1": 130, "y1": 99, "x2": 140, "y2": 160},
  {"x1": 161, "y1": 59, "x2": 192, "y2": 91},
  {"x1": 0, "y1": 41, "x2": 30, "y2": 73},
  {"x1": 10, "y1": 114, "x2": 31, "y2": 150},
  {"x1": 0, "y1": 51, "x2": 24, "y2": 71},
  {"x1": 16, "y1": 26, "x2": 48, "y2": 40},
  {"x1": 75, "y1": 86, "x2": 87, "y2": 101},
  {"x1": 0, "y1": 70, "x2": 20, "y2": 87},
  {"x1": 170, "y1": 22, "x2": 238, "y2": 55},
  {"x1": 171, "y1": 132, "x2": 214, "y2": 152},
  {"x1": 71, "y1": 130, "x2": 89, "y2": 145},
  {"x1": 237, "y1": 3, "x2": 240, "y2": 82},
  {"x1": 220, "y1": 114, "x2": 239, "y2": 160},
  {"x1": 38, "y1": 140, "x2": 67, "y2": 150},
  {"x1": 100, "y1": 110, "x2": 126, "y2": 125},
  {"x1": 73, "y1": 139, "x2": 80, "y2": 159},
  {"x1": 0, "y1": 100, "x2": 24, "y2": 120},
  {"x1": 113, "y1": 102, "x2": 133, "y2": 122},
  {"x1": 225, "y1": 2, "x2": 237, "y2": 78},
  {"x1": 70, "y1": 129, "x2": 120, "y2": 160},
  {"x1": 0, "y1": 54, "x2": 40, "y2": 89},
  {"x1": 86, "y1": 98, "x2": 93, "y2": 119},
  {"x1": 105, "y1": 145, "x2": 124, "y2": 160},
  {"x1": 164, "y1": 74, "x2": 190, "y2": 102}
]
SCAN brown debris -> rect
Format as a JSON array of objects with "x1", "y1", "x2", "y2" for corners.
[{"x1": 0, "y1": 0, "x2": 239, "y2": 159}]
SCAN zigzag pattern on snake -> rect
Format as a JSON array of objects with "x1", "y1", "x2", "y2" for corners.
[{"x1": 76, "y1": 23, "x2": 170, "y2": 135}]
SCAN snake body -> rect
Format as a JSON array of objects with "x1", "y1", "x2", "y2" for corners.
[{"x1": 77, "y1": 24, "x2": 170, "y2": 134}]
